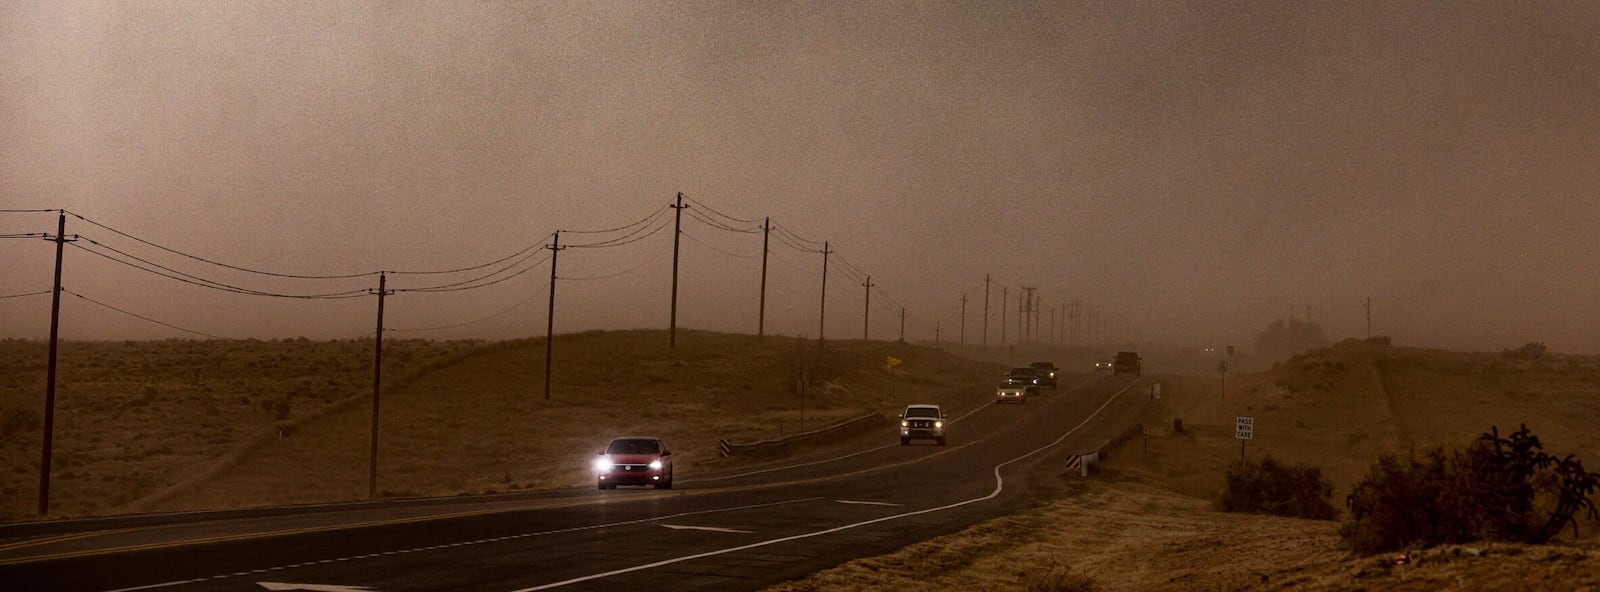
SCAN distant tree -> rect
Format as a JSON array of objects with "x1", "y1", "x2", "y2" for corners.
[
  {"x1": 1251, "y1": 318, "x2": 1330, "y2": 363},
  {"x1": 1502, "y1": 342, "x2": 1548, "y2": 361}
]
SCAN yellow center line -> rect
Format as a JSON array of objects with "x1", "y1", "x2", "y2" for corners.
[{"x1": 2, "y1": 378, "x2": 1114, "y2": 567}]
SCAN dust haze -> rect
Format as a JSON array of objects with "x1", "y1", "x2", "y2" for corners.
[{"x1": 3, "y1": 2, "x2": 1597, "y2": 354}]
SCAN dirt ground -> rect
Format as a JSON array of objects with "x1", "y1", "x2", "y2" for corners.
[{"x1": 764, "y1": 340, "x2": 1600, "y2": 591}]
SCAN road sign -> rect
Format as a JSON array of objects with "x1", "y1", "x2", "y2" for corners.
[
  {"x1": 1235, "y1": 416, "x2": 1254, "y2": 440},
  {"x1": 886, "y1": 356, "x2": 902, "y2": 368}
]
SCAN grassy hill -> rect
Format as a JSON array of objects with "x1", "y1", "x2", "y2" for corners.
[
  {"x1": 766, "y1": 339, "x2": 1600, "y2": 591},
  {"x1": 0, "y1": 331, "x2": 1001, "y2": 520}
]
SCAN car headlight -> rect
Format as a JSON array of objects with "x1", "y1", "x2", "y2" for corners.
[
  {"x1": 901, "y1": 420, "x2": 909, "y2": 427},
  {"x1": 648, "y1": 460, "x2": 662, "y2": 470},
  {"x1": 934, "y1": 421, "x2": 943, "y2": 428},
  {"x1": 593, "y1": 458, "x2": 611, "y2": 472}
]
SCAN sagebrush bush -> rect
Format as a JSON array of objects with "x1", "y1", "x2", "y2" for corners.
[
  {"x1": 1342, "y1": 425, "x2": 1600, "y2": 554},
  {"x1": 1217, "y1": 456, "x2": 1337, "y2": 520}
]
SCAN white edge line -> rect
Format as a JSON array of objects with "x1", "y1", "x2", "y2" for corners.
[
  {"x1": 96, "y1": 496, "x2": 826, "y2": 592},
  {"x1": 513, "y1": 379, "x2": 1140, "y2": 591}
]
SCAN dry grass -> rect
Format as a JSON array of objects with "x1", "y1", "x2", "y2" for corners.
[
  {"x1": 0, "y1": 337, "x2": 482, "y2": 520},
  {"x1": 0, "y1": 331, "x2": 1000, "y2": 518},
  {"x1": 764, "y1": 339, "x2": 1600, "y2": 591}
]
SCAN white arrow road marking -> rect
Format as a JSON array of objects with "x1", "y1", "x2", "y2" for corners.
[
  {"x1": 257, "y1": 583, "x2": 376, "y2": 592},
  {"x1": 835, "y1": 500, "x2": 901, "y2": 506},
  {"x1": 659, "y1": 524, "x2": 753, "y2": 534}
]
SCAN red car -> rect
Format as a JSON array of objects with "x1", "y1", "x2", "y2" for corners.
[{"x1": 594, "y1": 437, "x2": 674, "y2": 490}]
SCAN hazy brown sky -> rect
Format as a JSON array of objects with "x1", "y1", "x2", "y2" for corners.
[{"x1": 3, "y1": 2, "x2": 1598, "y2": 354}]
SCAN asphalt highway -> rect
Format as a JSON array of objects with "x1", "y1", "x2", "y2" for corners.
[{"x1": 0, "y1": 373, "x2": 1150, "y2": 592}]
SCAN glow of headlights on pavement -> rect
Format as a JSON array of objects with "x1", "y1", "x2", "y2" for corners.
[{"x1": 648, "y1": 460, "x2": 662, "y2": 469}]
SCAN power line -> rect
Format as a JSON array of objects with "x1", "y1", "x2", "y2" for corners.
[
  {"x1": 0, "y1": 209, "x2": 59, "y2": 213},
  {"x1": 560, "y1": 248, "x2": 667, "y2": 281},
  {"x1": 1, "y1": 233, "x2": 49, "y2": 239},
  {"x1": 771, "y1": 223, "x2": 822, "y2": 247},
  {"x1": 679, "y1": 194, "x2": 758, "y2": 225},
  {"x1": 387, "y1": 292, "x2": 543, "y2": 333},
  {"x1": 397, "y1": 250, "x2": 553, "y2": 293},
  {"x1": 770, "y1": 231, "x2": 822, "y2": 254},
  {"x1": 681, "y1": 229, "x2": 760, "y2": 259},
  {"x1": 565, "y1": 217, "x2": 672, "y2": 249},
  {"x1": 387, "y1": 232, "x2": 552, "y2": 276},
  {"x1": 62, "y1": 287, "x2": 232, "y2": 339},
  {"x1": 0, "y1": 289, "x2": 52, "y2": 300},
  {"x1": 561, "y1": 204, "x2": 670, "y2": 234},
  {"x1": 67, "y1": 211, "x2": 379, "y2": 280},
  {"x1": 69, "y1": 239, "x2": 371, "y2": 299},
  {"x1": 685, "y1": 207, "x2": 760, "y2": 234}
]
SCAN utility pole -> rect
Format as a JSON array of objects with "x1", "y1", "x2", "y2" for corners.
[
  {"x1": 818, "y1": 241, "x2": 832, "y2": 343},
  {"x1": 669, "y1": 192, "x2": 686, "y2": 349},
  {"x1": 1365, "y1": 296, "x2": 1372, "y2": 339},
  {"x1": 759, "y1": 217, "x2": 770, "y2": 339},
  {"x1": 1000, "y1": 287, "x2": 1008, "y2": 347},
  {"x1": 37, "y1": 211, "x2": 71, "y2": 516},
  {"x1": 368, "y1": 272, "x2": 393, "y2": 499},
  {"x1": 959, "y1": 294, "x2": 968, "y2": 347},
  {"x1": 544, "y1": 232, "x2": 563, "y2": 400},
  {"x1": 898, "y1": 307, "x2": 905, "y2": 343},
  {"x1": 1017, "y1": 288, "x2": 1025, "y2": 344},
  {"x1": 862, "y1": 275, "x2": 874, "y2": 340},
  {"x1": 982, "y1": 275, "x2": 991, "y2": 348},
  {"x1": 1050, "y1": 305, "x2": 1056, "y2": 346},
  {"x1": 935, "y1": 321, "x2": 940, "y2": 344},
  {"x1": 1021, "y1": 286, "x2": 1036, "y2": 344}
]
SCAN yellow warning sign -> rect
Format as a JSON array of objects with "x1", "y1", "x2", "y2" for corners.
[{"x1": 886, "y1": 356, "x2": 902, "y2": 368}]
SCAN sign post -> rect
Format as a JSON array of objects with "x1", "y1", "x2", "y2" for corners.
[
  {"x1": 1235, "y1": 416, "x2": 1254, "y2": 462},
  {"x1": 886, "y1": 356, "x2": 902, "y2": 399},
  {"x1": 1218, "y1": 360, "x2": 1228, "y2": 406}
]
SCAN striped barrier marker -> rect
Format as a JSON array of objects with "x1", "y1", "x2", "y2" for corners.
[{"x1": 718, "y1": 439, "x2": 732, "y2": 458}]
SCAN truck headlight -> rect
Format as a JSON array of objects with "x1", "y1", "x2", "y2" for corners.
[
  {"x1": 934, "y1": 421, "x2": 943, "y2": 428},
  {"x1": 901, "y1": 420, "x2": 909, "y2": 427}
]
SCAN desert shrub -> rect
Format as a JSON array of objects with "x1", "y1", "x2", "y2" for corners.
[
  {"x1": 1217, "y1": 456, "x2": 1336, "y2": 520},
  {"x1": 1343, "y1": 424, "x2": 1600, "y2": 554},
  {"x1": 1502, "y1": 342, "x2": 1548, "y2": 360},
  {"x1": 1025, "y1": 567, "x2": 1099, "y2": 592},
  {"x1": 269, "y1": 396, "x2": 291, "y2": 420}
]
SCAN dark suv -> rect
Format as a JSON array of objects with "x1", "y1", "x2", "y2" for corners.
[
  {"x1": 1113, "y1": 351, "x2": 1142, "y2": 377},
  {"x1": 1003, "y1": 367, "x2": 1042, "y2": 393},
  {"x1": 1029, "y1": 361, "x2": 1059, "y2": 388}
]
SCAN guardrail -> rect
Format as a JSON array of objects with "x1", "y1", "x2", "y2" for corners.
[
  {"x1": 1070, "y1": 423, "x2": 1145, "y2": 476},
  {"x1": 718, "y1": 412, "x2": 882, "y2": 457}
]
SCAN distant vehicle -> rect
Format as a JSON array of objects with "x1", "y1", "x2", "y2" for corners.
[
  {"x1": 899, "y1": 404, "x2": 947, "y2": 445},
  {"x1": 594, "y1": 437, "x2": 673, "y2": 490},
  {"x1": 1003, "y1": 367, "x2": 1042, "y2": 393},
  {"x1": 1113, "y1": 351, "x2": 1142, "y2": 377},
  {"x1": 995, "y1": 380, "x2": 1029, "y2": 404},
  {"x1": 1094, "y1": 359, "x2": 1113, "y2": 373},
  {"x1": 1029, "y1": 361, "x2": 1059, "y2": 388}
]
